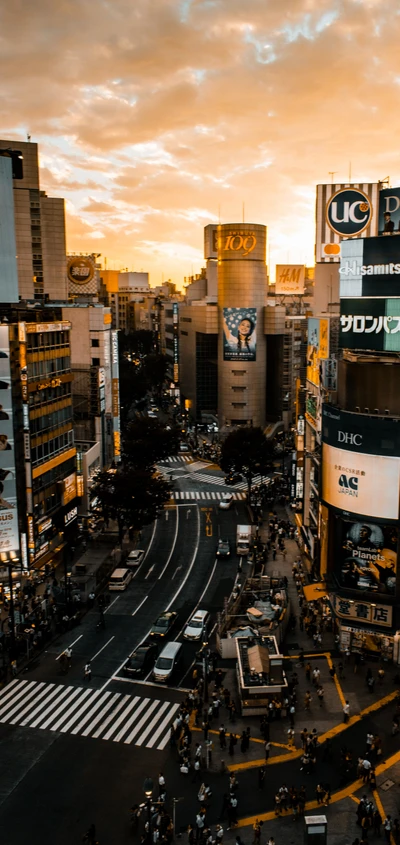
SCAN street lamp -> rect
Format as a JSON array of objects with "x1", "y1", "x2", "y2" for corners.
[{"x1": 143, "y1": 776, "x2": 154, "y2": 844}]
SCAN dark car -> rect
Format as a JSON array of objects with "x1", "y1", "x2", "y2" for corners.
[
  {"x1": 150, "y1": 611, "x2": 178, "y2": 639},
  {"x1": 216, "y1": 538, "x2": 231, "y2": 557},
  {"x1": 123, "y1": 642, "x2": 158, "y2": 677},
  {"x1": 225, "y1": 473, "x2": 243, "y2": 485}
]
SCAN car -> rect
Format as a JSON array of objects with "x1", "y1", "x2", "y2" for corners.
[
  {"x1": 148, "y1": 411, "x2": 157, "y2": 418},
  {"x1": 219, "y1": 493, "x2": 234, "y2": 510},
  {"x1": 150, "y1": 611, "x2": 178, "y2": 639},
  {"x1": 216, "y1": 538, "x2": 231, "y2": 557},
  {"x1": 225, "y1": 473, "x2": 243, "y2": 485},
  {"x1": 126, "y1": 549, "x2": 145, "y2": 568},
  {"x1": 179, "y1": 442, "x2": 190, "y2": 453},
  {"x1": 183, "y1": 609, "x2": 210, "y2": 641},
  {"x1": 123, "y1": 641, "x2": 158, "y2": 677}
]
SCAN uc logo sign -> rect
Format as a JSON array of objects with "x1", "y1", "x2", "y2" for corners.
[{"x1": 326, "y1": 188, "x2": 372, "y2": 237}]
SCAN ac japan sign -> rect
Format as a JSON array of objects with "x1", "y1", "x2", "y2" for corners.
[{"x1": 326, "y1": 188, "x2": 372, "y2": 237}]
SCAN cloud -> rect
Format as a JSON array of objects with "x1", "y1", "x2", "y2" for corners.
[{"x1": 1, "y1": 0, "x2": 400, "y2": 284}]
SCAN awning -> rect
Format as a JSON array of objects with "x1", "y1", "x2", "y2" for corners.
[
  {"x1": 303, "y1": 582, "x2": 328, "y2": 602},
  {"x1": 247, "y1": 644, "x2": 270, "y2": 674}
]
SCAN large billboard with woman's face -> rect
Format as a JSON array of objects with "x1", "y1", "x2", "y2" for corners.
[{"x1": 222, "y1": 308, "x2": 257, "y2": 361}]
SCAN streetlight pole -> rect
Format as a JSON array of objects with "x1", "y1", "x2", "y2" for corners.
[{"x1": 143, "y1": 776, "x2": 154, "y2": 845}]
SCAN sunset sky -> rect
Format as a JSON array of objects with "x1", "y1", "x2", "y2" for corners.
[{"x1": 2, "y1": 0, "x2": 400, "y2": 288}]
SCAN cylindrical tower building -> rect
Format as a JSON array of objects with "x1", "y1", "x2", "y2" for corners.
[{"x1": 217, "y1": 223, "x2": 267, "y2": 429}]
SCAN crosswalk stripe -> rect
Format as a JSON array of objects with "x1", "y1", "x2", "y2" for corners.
[
  {"x1": 124, "y1": 699, "x2": 159, "y2": 745},
  {"x1": 104, "y1": 695, "x2": 139, "y2": 741},
  {"x1": 171, "y1": 491, "x2": 246, "y2": 501},
  {"x1": 71, "y1": 690, "x2": 111, "y2": 735},
  {"x1": 1, "y1": 681, "x2": 43, "y2": 721},
  {"x1": 51, "y1": 688, "x2": 93, "y2": 732},
  {"x1": 0, "y1": 680, "x2": 32, "y2": 717},
  {"x1": 113, "y1": 696, "x2": 149, "y2": 743},
  {"x1": 0, "y1": 678, "x2": 19, "y2": 701},
  {"x1": 146, "y1": 702, "x2": 180, "y2": 749},
  {"x1": 81, "y1": 692, "x2": 120, "y2": 737},
  {"x1": 0, "y1": 680, "x2": 181, "y2": 750},
  {"x1": 135, "y1": 699, "x2": 170, "y2": 747}
]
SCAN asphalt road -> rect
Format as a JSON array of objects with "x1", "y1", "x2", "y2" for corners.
[{"x1": 0, "y1": 454, "x2": 253, "y2": 845}]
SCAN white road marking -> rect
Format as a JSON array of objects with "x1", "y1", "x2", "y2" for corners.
[
  {"x1": 145, "y1": 565, "x2": 155, "y2": 580},
  {"x1": 55, "y1": 634, "x2": 83, "y2": 660},
  {"x1": 90, "y1": 635, "x2": 115, "y2": 662},
  {"x1": 146, "y1": 702, "x2": 180, "y2": 748},
  {"x1": 158, "y1": 504, "x2": 179, "y2": 580},
  {"x1": 166, "y1": 506, "x2": 200, "y2": 611},
  {"x1": 124, "y1": 698, "x2": 159, "y2": 744},
  {"x1": 104, "y1": 595, "x2": 120, "y2": 613},
  {"x1": 131, "y1": 595, "x2": 148, "y2": 617}
]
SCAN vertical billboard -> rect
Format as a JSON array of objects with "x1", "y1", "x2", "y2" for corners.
[
  {"x1": 222, "y1": 308, "x2": 257, "y2": 361},
  {"x1": 111, "y1": 330, "x2": 121, "y2": 458},
  {"x1": 316, "y1": 183, "x2": 379, "y2": 263},
  {"x1": 0, "y1": 326, "x2": 19, "y2": 553},
  {"x1": 0, "y1": 158, "x2": 19, "y2": 303},
  {"x1": 337, "y1": 517, "x2": 397, "y2": 596},
  {"x1": 378, "y1": 188, "x2": 400, "y2": 236},
  {"x1": 307, "y1": 318, "x2": 329, "y2": 385},
  {"x1": 275, "y1": 265, "x2": 305, "y2": 295}
]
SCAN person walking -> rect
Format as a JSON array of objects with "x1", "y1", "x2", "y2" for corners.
[
  {"x1": 384, "y1": 816, "x2": 393, "y2": 843},
  {"x1": 65, "y1": 646, "x2": 72, "y2": 669},
  {"x1": 258, "y1": 765, "x2": 266, "y2": 789},
  {"x1": 219, "y1": 726, "x2": 226, "y2": 749},
  {"x1": 264, "y1": 740, "x2": 271, "y2": 762},
  {"x1": 84, "y1": 661, "x2": 92, "y2": 682},
  {"x1": 343, "y1": 701, "x2": 350, "y2": 723}
]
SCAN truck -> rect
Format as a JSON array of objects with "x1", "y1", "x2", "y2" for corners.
[{"x1": 236, "y1": 524, "x2": 253, "y2": 556}]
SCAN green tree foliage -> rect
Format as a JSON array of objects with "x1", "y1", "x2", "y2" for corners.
[
  {"x1": 91, "y1": 467, "x2": 170, "y2": 542},
  {"x1": 119, "y1": 330, "x2": 154, "y2": 357},
  {"x1": 219, "y1": 426, "x2": 274, "y2": 495},
  {"x1": 142, "y1": 353, "x2": 168, "y2": 396},
  {"x1": 123, "y1": 417, "x2": 180, "y2": 470}
]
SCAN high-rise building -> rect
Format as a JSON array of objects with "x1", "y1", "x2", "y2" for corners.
[{"x1": 0, "y1": 140, "x2": 67, "y2": 301}]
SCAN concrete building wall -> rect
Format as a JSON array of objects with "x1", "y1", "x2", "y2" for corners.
[
  {"x1": 179, "y1": 304, "x2": 218, "y2": 417},
  {"x1": 314, "y1": 263, "x2": 340, "y2": 315},
  {"x1": 217, "y1": 223, "x2": 268, "y2": 428}
]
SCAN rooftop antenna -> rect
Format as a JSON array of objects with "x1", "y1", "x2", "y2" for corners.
[{"x1": 328, "y1": 171, "x2": 336, "y2": 185}]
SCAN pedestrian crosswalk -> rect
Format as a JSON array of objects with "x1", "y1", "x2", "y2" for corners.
[
  {"x1": 172, "y1": 491, "x2": 246, "y2": 501},
  {"x1": 0, "y1": 679, "x2": 180, "y2": 750},
  {"x1": 177, "y1": 472, "x2": 263, "y2": 491},
  {"x1": 159, "y1": 455, "x2": 191, "y2": 464}
]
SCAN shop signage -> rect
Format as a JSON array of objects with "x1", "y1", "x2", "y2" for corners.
[
  {"x1": 37, "y1": 377, "x2": 61, "y2": 391},
  {"x1": 26, "y1": 322, "x2": 70, "y2": 334},
  {"x1": 275, "y1": 265, "x2": 305, "y2": 295},
  {"x1": 222, "y1": 232, "x2": 257, "y2": 257},
  {"x1": 333, "y1": 594, "x2": 392, "y2": 627},
  {"x1": 38, "y1": 517, "x2": 52, "y2": 535},
  {"x1": 63, "y1": 472, "x2": 77, "y2": 506},
  {"x1": 64, "y1": 506, "x2": 78, "y2": 526},
  {"x1": 326, "y1": 188, "x2": 372, "y2": 237}
]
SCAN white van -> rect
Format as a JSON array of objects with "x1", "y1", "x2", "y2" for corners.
[
  {"x1": 183, "y1": 609, "x2": 209, "y2": 641},
  {"x1": 109, "y1": 567, "x2": 133, "y2": 591},
  {"x1": 153, "y1": 641, "x2": 182, "y2": 682}
]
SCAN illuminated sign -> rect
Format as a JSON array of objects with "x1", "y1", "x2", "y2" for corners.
[
  {"x1": 222, "y1": 231, "x2": 257, "y2": 257},
  {"x1": 333, "y1": 595, "x2": 392, "y2": 627},
  {"x1": 67, "y1": 257, "x2": 95, "y2": 286},
  {"x1": 27, "y1": 515, "x2": 34, "y2": 549},
  {"x1": 275, "y1": 265, "x2": 305, "y2": 295},
  {"x1": 112, "y1": 378, "x2": 119, "y2": 418},
  {"x1": 38, "y1": 517, "x2": 52, "y2": 535},
  {"x1": 26, "y1": 322, "x2": 70, "y2": 334},
  {"x1": 64, "y1": 506, "x2": 78, "y2": 526},
  {"x1": 322, "y1": 443, "x2": 400, "y2": 520},
  {"x1": 37, "y1": 377, "x2": 61, "y2": 391},
  {"x1": 114, "y1": 430, "x2": 121, "y2": 457},
  {"x1": 307, "y1": 318, "x2": 329, "y2": 386},
  {"x1": 63, "y1": 472, "x2": 77, "y2": 506},
  {"x1": 340, "y1": 299, "x2": 400, "y2": 352},
  {"x1": 326, "y1": 188, "x2": 372, "y2": 237},
  {"x1": 76, "y1": 476, "x2": 84, "y2": 497}
]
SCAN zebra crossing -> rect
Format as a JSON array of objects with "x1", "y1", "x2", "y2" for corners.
[
  {"x1": 172, "y1": 490, "x2": 246, "y2": 501},
  {"x1": 0, "y1": 679, "x2": 180, "y2": 750},
  {"x1": 181, "y1": 472, "x2": 263, "y2": 491},
  {"x1": 159, "y1": 455, "x2": 191, "y2": 464}
]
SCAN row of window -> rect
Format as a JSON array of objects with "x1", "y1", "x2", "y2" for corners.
[
  {"x1": 31, "y1": 429, "x2": 74, "y2": 467},
  {"x1": 30, "y1": 405, "x2": 73, "y2": 436},
  {"x1": 29, "y1": 357, "x2": 70, "y2": 379},
  {"x1": 29, "y1": 383, "x2": 71, "y2": 408},
  {"x1": 27, "y1": 332, "x2": 70, "y2": 349},
  {"x1": 33, "y1": 456, "x2": 76, "y2": 497}
]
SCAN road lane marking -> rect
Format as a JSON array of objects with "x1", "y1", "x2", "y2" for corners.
[
  {"x1": 90, "y1": 635, "x2": 115, "y2": 661},
  {"x1": 81, "y1": 692, "x2": 120, "y2": 736},
  {"x1": 158, "y1": 505, "x2": 179, "y2": 580},
  {"x1": 71, "y1": 691, "x2": 111, "y2": 735},
  {"x1": 124, "y1": 699, "x2": 159, "y2": 744},
  {"x1": 166, "y1": 506, "x2": 200, "y2": 611},
  {"x1": 55, "y1": 634, "x2": 83, "y2": 660},
  {"x1": 145, "y1": 565, "x2": 155, "y2": 580},
  {"x1": 103, "y1": 695, "x2": 140, "y2": 741},
  {"x1": 104, "y1": 596, "x2": 120, "y2": 612},
  {"x1": 30, "y1": 687, "x2": 74, "y2": 728},
  {"x1": 146, "y1": 702, "x2": 180, "y2": 748},
  {"x1": 50, "y1": 688, "x2": 93, "y2": 732},
  {"x1": 92, "y1": 694, "x2": 130, "y2": 739},
  {"x1": 40, "y1": 688, "x2": 81, "y2": 730},
  {"x1": 131, "y1": 595, "x2": 148, "y2": 617},
  {"x1": 135, "y1": 700, "x2": 171, "y2": 746},
  {"x1": 113, "y1": 697, "x2": 149, "y2": 742}
]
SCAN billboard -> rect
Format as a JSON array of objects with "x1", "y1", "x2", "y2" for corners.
[
  {"x1": 322, "y1": 443, "x2": 400, "y2": 521},
  {"x1": 307, "y1": 318, "x2": 329, "y2": 385},
  {"x1": 275, "y1": 265, "x2": 305, "y2": 295},
  {"x1": 217, "y1": 224, "x2": 266, "y2": 263},
  {"x1": 316, "y1": 183, "x2": 379, "y2": 263},
  {"x1": 333, "y1": 594, "x2": 392, "y2": 628},
  {"x1": 322, "y1": 405, "x2": 400, "y2": 457},
  {"x1": 340, "y1": 297, "x2": 400, "y2": 351},
  {"x1": 222, "y1": 308, "x2": 257, "y2": 361},
  {"x1": 378, "y1": 188, "x2": 400, "y2": 236},
  {"x1": 67, "y1": 255, "x2": 97, "y2": 295},
  {"x1": 336, "y1": 517, "x2": 397, "y2": 597},
  {"x1": 0, "y1": 157, "x2": 18, "y2": 303},
  {"x1": 111, "y1": 330, "x2": 121, "y2": 458},
  {"x1": 340, "y1": 236, "x2": 400, "y2": 298},
  {"x1": 0, "y1": 326, "x2": 19, "y2": 553}
]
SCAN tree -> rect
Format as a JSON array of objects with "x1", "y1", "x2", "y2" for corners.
[
  {"x1": 123, "y1": 418, "x2": 180, "y2": 470},
  {"x1": 119, "y1": 330, "x2": 154, "y2": 358},
  {"x1": 90, "y1": 467, "x2": 171, "y2": 542},
  {"x1": 219, "y1": 427, "x2": 274, "y2": 497}
]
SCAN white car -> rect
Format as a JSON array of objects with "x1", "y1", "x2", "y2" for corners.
[
  {"x1": 183, "y1": 609, "x2": 209, "y2": 641},
  {"x1": 219, "y1": 494, "x2": 234, "y2": 510},
  {"x1": 126, "y1": 549, "x2": 145, "y2": 568}
]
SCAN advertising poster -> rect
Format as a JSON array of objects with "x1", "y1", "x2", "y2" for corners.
[
  {"x1": 337, "y1": 518, "x2": 397, "y2": 596},
  {"x1": 315, "y1": 183, "x2": 379, "y2": 263},
  {"x1": 322, "y1": 443, "x2": 400, "y2": 520},
  {"x1": 307, "y1": 318, "x2": 329, "y2": 386},
  {"x1": 0, "y1": 325, "x2": 19, "y2": 553},
  {"x1": 340, "y1": 298, "x2": 400, "y2": 352},
  {"x1": 275, "y1": 265, "x2": 305, "y2": 295},
  {"x1": 378, "y1": 188, "x2": 400, "y2": 236},
  {"x1": 222, "y1": 308, "x2": 257, "y2": 361},
  {"x1": 340, "y1": 235, "x2": 400, "y2": 298}
]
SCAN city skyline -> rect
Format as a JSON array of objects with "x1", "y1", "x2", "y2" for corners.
[{"x1": 2, "y1": 0, "x2": 400, "y2": 286}]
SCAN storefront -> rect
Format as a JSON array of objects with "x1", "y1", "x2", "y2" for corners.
[{"x1": 340, "y1": 625, "x2": 394, "y2": 662}]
